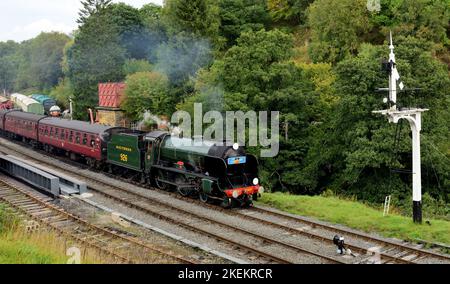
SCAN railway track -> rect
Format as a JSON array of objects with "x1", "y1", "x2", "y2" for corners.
[
  {"x1": 125, "y1": 180, "x2": 450, "y2": 264},
  {"x1": 0, "y1": 176, "x2": 196, "y2": 264},
  {"x1": 247, "y1": 206, "x2": 450, "y2": 264},
  {"x1": 1, "y1": 139, "x2": 450, "y2": 264},
  {"x1": 161, "y1": 196, "x2": 447, "y2": 264},
  {"x1": 0, "y1": 141, "x2": 345, "y2": 264}
]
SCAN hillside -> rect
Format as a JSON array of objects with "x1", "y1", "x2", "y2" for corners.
[{"x1": 0, "y1": 0, "x2": 448, "y2": 217}]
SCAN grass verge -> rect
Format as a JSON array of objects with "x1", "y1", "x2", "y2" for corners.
[
  {"x1": 0, "y1": 232, "x2": 69, "y2": 264},
  {"x1": 0, "y1": 204, "x2": 103, "y2": 264},
  {"x1": 257, "y1": 192, "x2": 450, "y2": 246}
]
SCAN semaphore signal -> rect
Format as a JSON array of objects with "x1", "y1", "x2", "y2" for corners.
[{"x1": 373, "y1": 32, "x2": 429, "y2": 224}]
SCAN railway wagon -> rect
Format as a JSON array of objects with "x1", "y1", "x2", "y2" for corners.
[
  {"x1": 0, "y1": 96, "x2": 13, "y2": 110},
  {"x1": 4, "y1": 111, "x2": 45, "y2": 143},
  {"x1": 31, "y1": 94, "x2": 57, "y2": 113},
  {"x1": 11, "y1": 93, "x2": 44, "y2": 115},
  {"x1": 38, "y1": 117, "x2": 128, "y2": 166}
]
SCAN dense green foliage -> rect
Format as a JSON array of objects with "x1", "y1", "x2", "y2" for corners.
[
  {"x1": 67, "y1": 1, "x2": 127, "y2": 119},
  {"x1": 0, "y1": 33, "x2": 70, "y2": 93},
  {"x1": 268, "y1": 0, "x2": 314, "y2": 24},
  {"x1": 307, "y1": 0, "x2": 371, "y2": 64},
  {"x1": 1, "y1": 0, "x2": 449, "y2": 217},
  {"x1": 299, "y1": 40, "x2": 450, "y2": 205},
  {"x1": 219, "y1": 0, "x2": 272, "y2": 47},
  {"x1": 122, "y1": 71, "x2": 172, "y2": 121},
  {"x1": 163, "y1": 0, "x2": 222, "y2": 48}
]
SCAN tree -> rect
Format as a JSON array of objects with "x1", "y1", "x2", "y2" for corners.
[
  {"x1": 123, "y1": 59, "x2": 153, "y2": 76},
  {"x1": 78, "y1": 0, "x2": 112, "y2": 24},
  {"x1": 0, "y1": 41, "x2": 20, "y2": 93},
  {"x1": 178, "y1": 29, "x2": 318, "y2": 191},
  {"x1": 298, "y1": 38, "x2": 450, "y2": 202},
  {"x1": 49, "y1": 78, "x2": 74, "y2": 109},
  {"x1": 67, "y1": 3, "x2": 126, "y2": 120},
  {"x1": 307, "y1": 0, "x2": 371, "y2": 64},
  {"x1": 140, "y1": 4, "x2": 167, "y2": 62},
  {"x1": 140, "y1": 3, "x2": 163, "y2": 24},
  {"x1": 0, "y1": 56, "x2": 18, "y2": 94},
  {"x1": 0, "y1": 41, "x2": 18, "y2": 57},
  {"x1": 14, "y1": 32, "x2": 70, "y2": 91},
  {"x1": 392, "y1": 0, "x2": 450, "y2": 44},
  {"x1": 219, "y1": 0, "x2": 271, "y2": 47},
  {"x1": 122, "y1": 71, "x2": 172, "y2": 121},
  {"x1": 268, "y1": 0, "x2": 314, "y2": 24},
  {"x1": 368, "y1": 0, "x2": 450, "y2": 46},
  {"x1": 218, "y1": 29, "x2": 298, "y2": 110},
  {"x1": 107, "y1": 3, "x2": 148, "y2": 59},
  {"x1": 163, "y1": 0, "x2": 222, "y2": 48}
]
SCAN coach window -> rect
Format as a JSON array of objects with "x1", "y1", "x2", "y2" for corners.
[
  {"x1": 83, "y1": 134, "x2": 88, "y2": 145},
  {"x1": 55, "y1": 128, "x2": 59, "y2": 138},
  {"x1": 76, "y1": 133, "x2": 81, "y2": 144},
  {"x1": 45, "y1": 127, "x2": 49, "y2": 136},
  {"x1": 61, "y1": 130, "x2": 65, "y2": 140},
  {"x1": 69, "y1": 131, "x2": 73, "y2": 142}
]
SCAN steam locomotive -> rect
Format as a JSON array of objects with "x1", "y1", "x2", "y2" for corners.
[{"x1": 0, "y1": 109, "x2": 262, "y2": 208}]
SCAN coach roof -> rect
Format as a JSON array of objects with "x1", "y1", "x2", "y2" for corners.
[
  {"x1": 40, "y1": 117, "x2": 123, "y2": 134},
  {"x1": 6, "y1": 111, "x2": 46, "y2": 122}
]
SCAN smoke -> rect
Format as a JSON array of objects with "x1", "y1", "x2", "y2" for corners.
[
  {"x1": 137, "y1": 110, "x2": 170, "y2": 131},
  {"x1": 153, "y1": 32, "x2": 213, "y2": 86},
  {"x1": 196, "y1": 83, "x2": 225, "y2": 113}
]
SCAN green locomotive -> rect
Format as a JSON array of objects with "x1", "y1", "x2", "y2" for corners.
[{"x1": 107, "y1": 131, "x2": 262, "y2": 208}]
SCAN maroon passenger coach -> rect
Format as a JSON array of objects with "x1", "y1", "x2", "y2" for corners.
[
  {"x1": 3, "y1": 111, "x2": 45, "y2": 142},
  {"x1": 38, "y1": 118, "x2": 126, "y2": 165},
  {"x1": 0, "y1": 109, "x2": 17, "y2": 130}
]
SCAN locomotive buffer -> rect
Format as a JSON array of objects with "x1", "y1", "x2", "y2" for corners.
[{"x1": 373, "y1": 33, "x2": 428, "y2": 224}]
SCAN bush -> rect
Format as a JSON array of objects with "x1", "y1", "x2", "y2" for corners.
[
  {"x1": 122, "y1": 71, "x2": 172, "y2": 121},
  {"x1": 391, "y1": 193, "x2": 450, "y2": 221},
  {"x1": 123, "y1": 59, "x2": 153, "y2": 76},
  {"x1": 49, "y1": 78, "x2": 74, "y2": 110}
]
